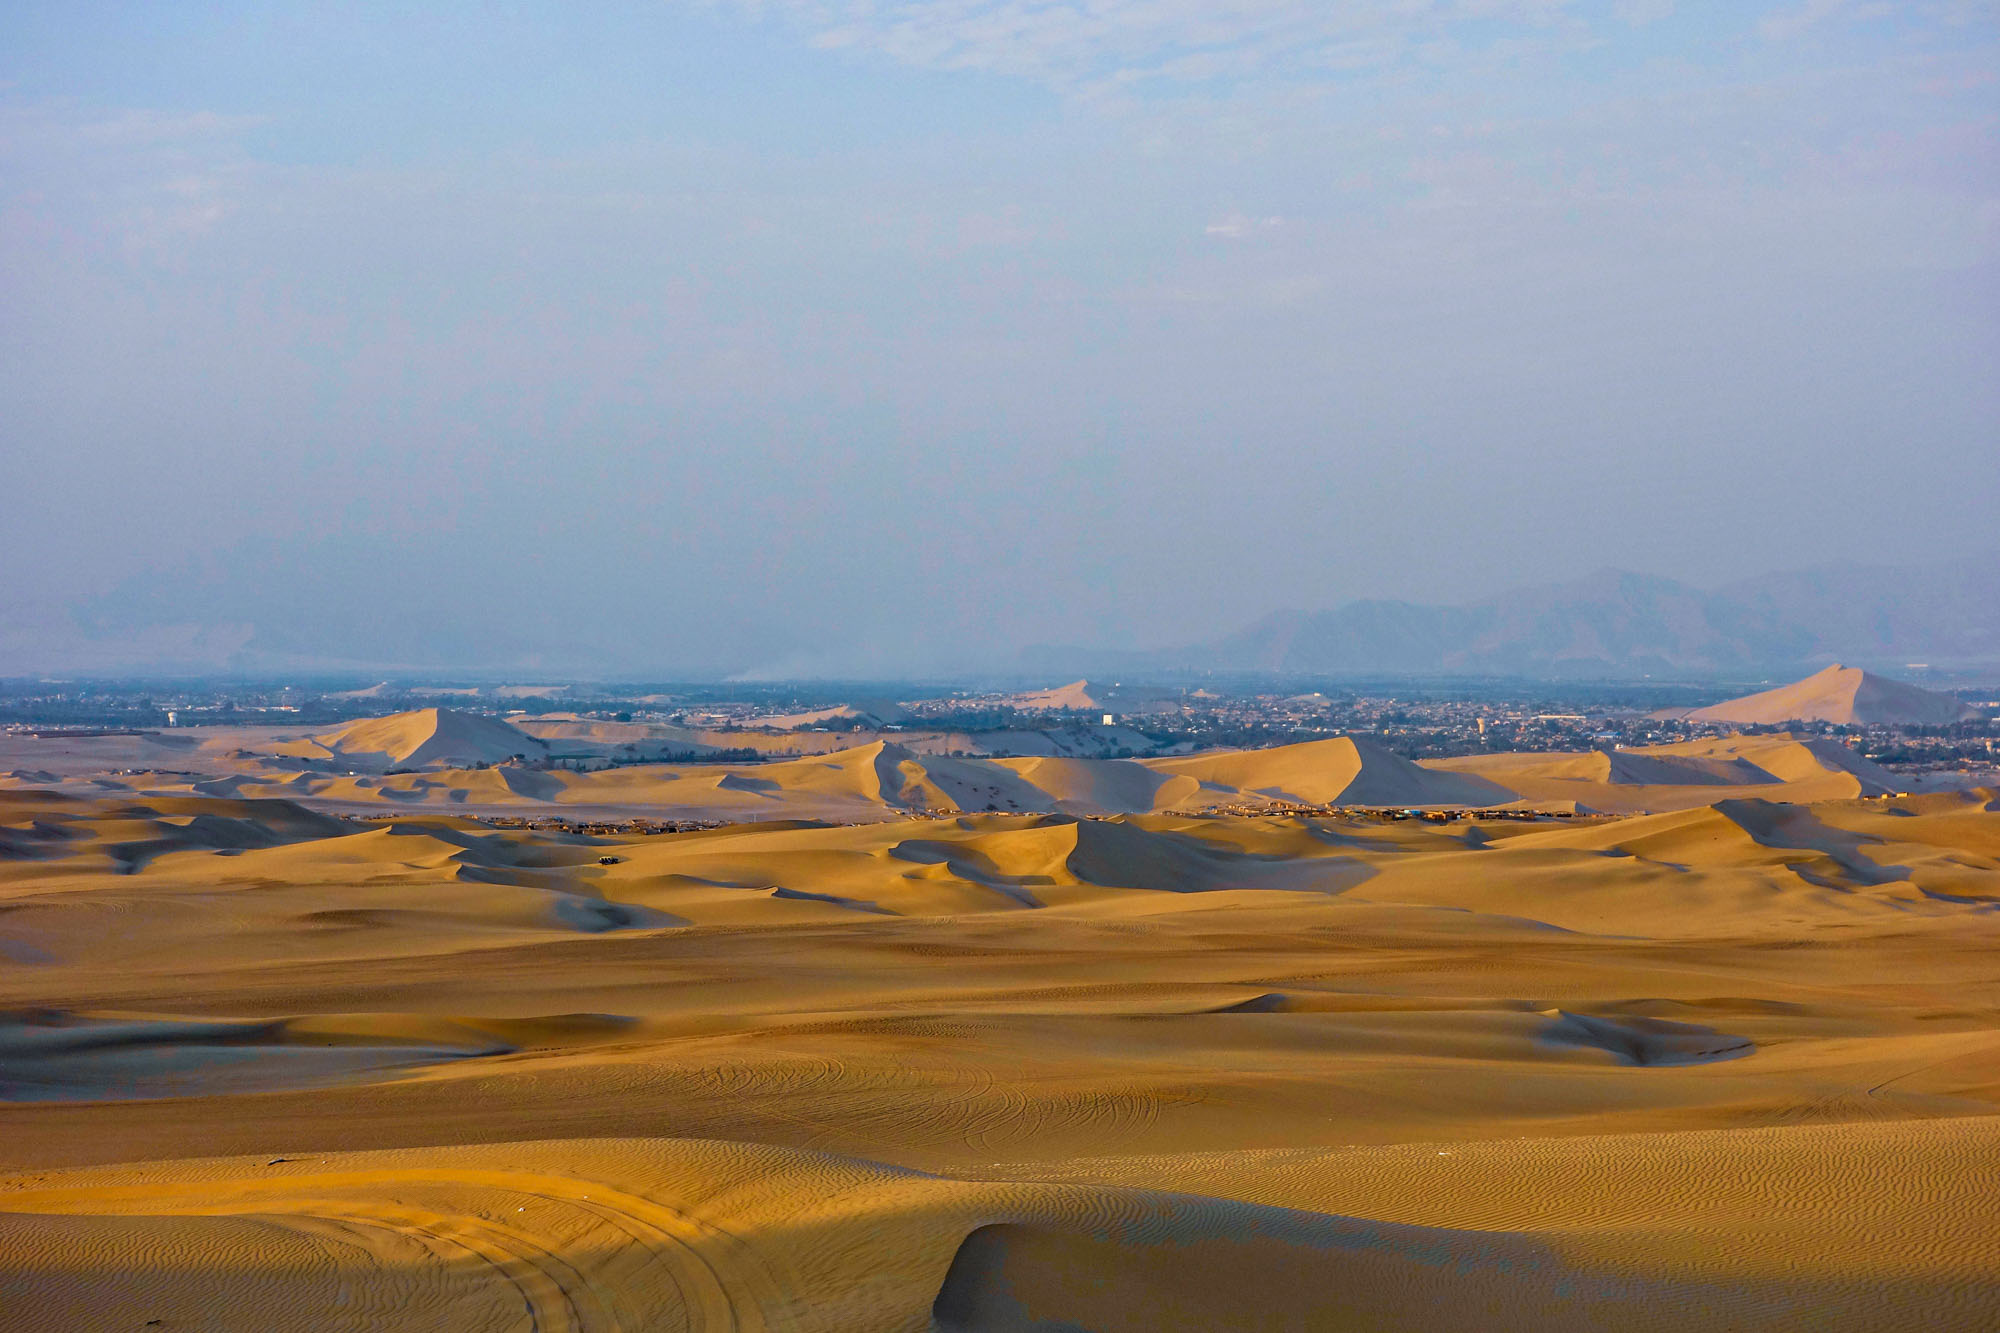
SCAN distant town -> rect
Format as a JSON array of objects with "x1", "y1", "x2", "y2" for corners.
[{"x1": 6, "y1": 671, "x2": 1996, "y2": 787}]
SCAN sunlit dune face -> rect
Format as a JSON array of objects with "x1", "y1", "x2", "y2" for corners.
[{"x1": 2, "y1": 751, "x2": 1998, "y2": 1327}]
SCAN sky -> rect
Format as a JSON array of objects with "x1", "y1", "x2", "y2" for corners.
[{"x1": 3, "y1": 1, "x2": 1996, "y2": 677}]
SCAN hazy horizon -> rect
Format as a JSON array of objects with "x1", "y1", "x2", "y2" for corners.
[
  {"x1": 5, "y1": 548, "x2": 1995, "y2": 682},
  {"x1": 7, "y1": 3, "x2": 1996, "y2": 677}
]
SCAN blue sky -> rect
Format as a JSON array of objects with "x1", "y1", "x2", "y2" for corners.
[{"x1": 4, "y1": 2, "x2": 1996, "y2": 674}]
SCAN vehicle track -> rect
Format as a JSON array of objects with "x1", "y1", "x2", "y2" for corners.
[{"x1": 5, "y1": 1165, "x2": 799, "y2": 1332}]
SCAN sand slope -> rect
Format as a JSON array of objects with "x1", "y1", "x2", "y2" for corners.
[
  {"x1": 108, "y1": 735, "x2": 1517, "y2": 819},
  {"x1": 303, "y1": 708, "x2": 547, "y2": 768},
  {"x1": 1686, "y1": 663, "x2": 1977, "y2": 725},
  {"x1": 3, "y1": 774, "x2": 1998, "y2": 1328},
  {"x1": 8, "y1": 720, "x2": 1964, "y2": 822},
  {"x1": 4, "y1": 1119, "x2": 1996, "y2": 1331},
  {"x1": 1431, "y1": 732, "x2": 1902, "y2": 812},
  {"x1": 1006, "y1": 679, "x2": 1103, "y2": 710},
  {"x1": 1149, "y1": 734, "x2": 1512, "y2": 807}
]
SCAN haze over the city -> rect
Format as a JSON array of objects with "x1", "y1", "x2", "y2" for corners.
[{"x1": 5, "y1": 2, "x2": 1996, "y2": 676}]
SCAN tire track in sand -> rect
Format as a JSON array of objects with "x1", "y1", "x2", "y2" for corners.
[
  {"x1": 5, "y1": 1166, "x2": 800, "y2": 1332},
  {"x1": 270, "y1": 1199, "x2": 599, "y2": 1332}
]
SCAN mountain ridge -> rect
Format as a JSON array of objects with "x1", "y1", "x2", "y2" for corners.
[
  {"x1": 15, "y1": 551, "x2": 1996, "y2": 681},
  {"x1": 1043, "y1": 553, "x2": 1998, "y2": 679}
]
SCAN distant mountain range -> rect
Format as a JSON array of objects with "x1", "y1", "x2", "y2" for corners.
[
  {"x1": 13, "y1": 550, "x2": 1994, "y2": 683},
  {"x1": 1036, "y1": 553, "x2": 1999, "y2": 680}
]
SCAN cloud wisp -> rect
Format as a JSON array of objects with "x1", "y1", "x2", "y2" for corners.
[{"x1": 724, "y1": 0, "x2": 1606, "y2": 92}]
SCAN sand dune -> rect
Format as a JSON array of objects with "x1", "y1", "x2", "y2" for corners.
[
  {"x1": 302, "y1": 707, "x2": 547, "y2": 769},
  {"x1": 749, "y1": 698, "x2": 916, "y2": 729},
  {"x1": 179, "y1": 735, "x2": 1477, "y2": 819},
  {"x1": 1146, "y1": 734, "x2": 1506, "y2": 807},
  {"x1": 5, "y1": 720, "x2": 1948, "y2": 822},
  {"x1": 4, "y1": 1121, "x2": 1996, "y2": 1331},
  {"x1": 989, "y1": 755, "x2": 1196, "y2": 814},
  {"x1": 1005, "y1": 679, "x2": 1104, "y2": 711},
  {"x1": 1684, "y1": 663, "x2": 1977, "y2": 725},
  {"x1": 1538, "y1": 1008, "x2": 1754, "y2": 1066},
  {"x1": 3, "y1": 753, "x2": 1998, "y2": 1327},
  {"x1": 1001, "y1": 680, "x2": 1189, "y2": 716},
  {"x1": 966, "y1": 1117, "x2": 2000, "y2": 1330},
  {"x1": 1432, "y1": 732, "x2": 1900, "y2": 812},
  {"x1": 0, "y1": 1009, "x2": 527, "y2": 1102}
]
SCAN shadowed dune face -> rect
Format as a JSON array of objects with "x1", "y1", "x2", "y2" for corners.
[
  {"x1": 929, "y1": 1218, "x2": 1527, "y2": 1333},
  {"x1": 1429, "y1": 733, "x2": 1907, "y2": 813},
  {"x1": 1147, "y1": 734, "x2": 1513, "y2": 808},
  {"x1": 1, "y1": 783, "x2": 1998, "y2": 1329},
  {"x1": 0, "y1": 1009, "x2": 642, "y2": 1103},
  {"x1": 0, "y1": 1011, "x2": 504, "y2": 1102},
  {"x1": 9, "y1": 726, "x2": 1941, "y2": 823},
  {"x1": 301, "y1": 708, "x2": 548, "y2": 769},
  {"x1": 1538, "y1": 1010, "x2": 1754, "y2": 1066},
  {"x1": 931, "y1": 1205, "x2": 1733, "y2": 1333}
]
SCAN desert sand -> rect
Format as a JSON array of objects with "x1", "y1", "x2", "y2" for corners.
[
  {"x1": 1681, "y1": 663, "x2": 1978, "y2": 726},
  {"x1": 7, "y1": 708, "x2": 1961, "y2": 822},
  {"x1": 3, "y1": 723, "x2": 1998, "y2": 1329}
]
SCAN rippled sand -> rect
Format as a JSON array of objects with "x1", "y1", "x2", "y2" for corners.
[{"x1": 3, "y1": 778, "x2": 1997, "y2": 1329}]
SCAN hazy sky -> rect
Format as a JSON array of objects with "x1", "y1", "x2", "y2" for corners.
[{"x1": 4, "y1": 1, "x2": 1996, "y2": 676}]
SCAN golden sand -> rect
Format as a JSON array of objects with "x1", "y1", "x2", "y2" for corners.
[{"x1": 1, "y1": 735, "x2": 1996, "y2": 1329}]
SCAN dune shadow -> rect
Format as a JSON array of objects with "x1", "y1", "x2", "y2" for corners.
[
  {"x1": 0, "y1": 1011, "x2": 508, "y2": 1104},
  {"x1": 770, "y1": 886, "x2": 898, "y2": 916},
  {"x1": 549, "y1": 895, "x2": 686, "y2": 932},
  {"x1": 1539, "y1": 1010, "x2": 1754, "y2": 1066}
]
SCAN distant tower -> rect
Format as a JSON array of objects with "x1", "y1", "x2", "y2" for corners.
[
  {"x1": 166, "y1": 711, "x2": 178, "y2": 728},
  {"x1": 1102, "y1": 714, "x2": 1115, "y2": 727},
  {"x1": 1477, "y1": 717, "x2": 1486, "y2": 737}
]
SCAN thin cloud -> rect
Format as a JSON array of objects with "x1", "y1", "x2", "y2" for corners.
[
  {"x1": 1205, "y1": 212, "x2": 1284, "y2": 239},
  {"x1": 1760, "y1": 0, "x2": 1853, "y2": 40},
  {"x1": 1760, "y1": 0, "x2": 1986, "y2": 40},
  {"x1": 725, "y1": 1, "x2": 1597, "y2": 91},
  {"x1": 0, "y1": 102, "x2": 260, "y2": 255}
]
